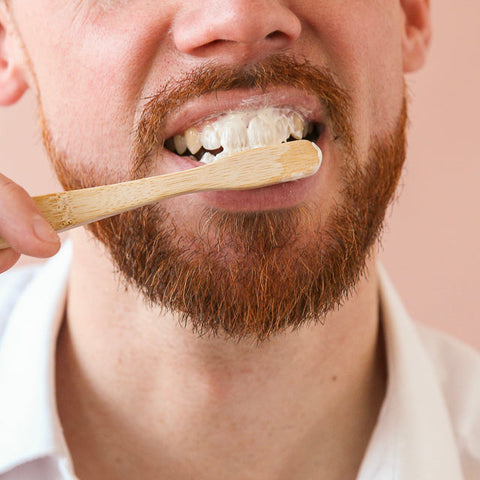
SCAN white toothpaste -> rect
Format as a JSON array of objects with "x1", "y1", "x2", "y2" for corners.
[{"x1": 169, "y1": 107, "x2": 319, "y2": 165}]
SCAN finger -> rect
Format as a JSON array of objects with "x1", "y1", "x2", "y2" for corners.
[
  {"x1": 0, "y1": 173, "x2": 60, "y2": 258},
  {"x1": 0, "y1": 247, "x2": 20, "y2": 274}
]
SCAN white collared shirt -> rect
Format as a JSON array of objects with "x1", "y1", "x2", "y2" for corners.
[{"x1": 0, "y1": 244, "x2": 479, "y2": 479}]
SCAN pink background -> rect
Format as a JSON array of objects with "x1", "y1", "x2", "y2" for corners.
[{"x1": 1, "y1": 3, "x2": 479, "y2": 350}]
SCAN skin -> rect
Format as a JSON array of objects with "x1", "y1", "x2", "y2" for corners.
[{"x1": 0, "y1": 1, "x2": 431, "y2": 479}]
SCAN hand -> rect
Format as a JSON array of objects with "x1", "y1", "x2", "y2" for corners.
[{"x1": 0, "y1": 173, "x2": 60, "y2": 274}]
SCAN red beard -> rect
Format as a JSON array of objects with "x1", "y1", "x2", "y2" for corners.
[{"x1": 42, "y1": 55, "x2": 407, "y2": 341}]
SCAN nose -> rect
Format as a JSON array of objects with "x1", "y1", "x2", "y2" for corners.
[{"x1": 172, "y1": 0, "x2": 302, "y2": 62}]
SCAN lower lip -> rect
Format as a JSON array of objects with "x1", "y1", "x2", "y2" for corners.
[
  {"x1": 201, "y1": 174, "x2": 318, "y2": 211},
  {"x1": 159, "y1": 144, "x2": 323, "y2": 212}
]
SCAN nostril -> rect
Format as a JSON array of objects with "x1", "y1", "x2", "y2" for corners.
[
  {"x1": 266, "y1": 30, "x2": 286, "y2": 41},
  {"x1": 263, "y1": 29, "x2": 298, "y2": 50}
]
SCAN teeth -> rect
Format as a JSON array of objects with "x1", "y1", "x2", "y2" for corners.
[
  {"x1": 200, "y1": 124, "x2": 221, "y2": 150},
  {"x1": 291, "y1": 113, "x2": 304, "y2": 140},
  {"x1": 221, "y1": 119, "x2": 248, "y2": 152},
  {"x1": 247, "y1": 114, "x2": 276, "y2": 148},
  {"x1": 173, "y1": 134, "x2": 187, "y2": 155},
  {"x1": 200, "y1": 152, "x2": 216, "y2": 164},
  {"x1": 304, "y1": 122, "x2": 313, "y2": 138},
  {"x1": 275, "y1": 114, "x2": 291, "y2": 144},
  {"x1": 185, "y1": 127, "x2": 202, "y2": 155},
  {"x1": 168, "y1": 107, "x2": 316, "y2": 164}
]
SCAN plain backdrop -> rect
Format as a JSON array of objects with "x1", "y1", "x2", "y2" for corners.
[{"x1": 0, "y1": 3, "x2": 479, "y2": 350}]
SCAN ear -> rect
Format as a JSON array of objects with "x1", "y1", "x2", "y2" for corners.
[
  {"x1": 400, "y1": 0, "x2": 432, "y2": 73},
  {"x1": 0, "y1": 6, "x2": 28, "y2": 105}
]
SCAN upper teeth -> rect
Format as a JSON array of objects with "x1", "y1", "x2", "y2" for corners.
[{"x1": 169, "y1": 107, "x2": 314, "y2": 164}]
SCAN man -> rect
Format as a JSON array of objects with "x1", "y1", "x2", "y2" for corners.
[{"x1": 0, "y1": 1, "x2": 479, "y2": 479}]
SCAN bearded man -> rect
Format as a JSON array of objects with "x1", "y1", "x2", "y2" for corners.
[{"x1": 0, "y1": 1, "x2": 479, "y2": 479}]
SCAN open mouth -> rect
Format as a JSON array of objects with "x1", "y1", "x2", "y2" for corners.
[{"x1": 164, "y1": 107, "x2": 324, "y2": 164}]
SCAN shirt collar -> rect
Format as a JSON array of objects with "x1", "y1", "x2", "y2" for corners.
[
  {"x1": 0, "y1": 242, "x2": 74, "y2": 477},
  {"x1": 357, "y1": 264, "x2": 465, "y2": 480}
]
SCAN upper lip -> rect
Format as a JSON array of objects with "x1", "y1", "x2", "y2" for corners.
[{"x1": 158, "y1": 86, "x2": 326, "y2": 141}]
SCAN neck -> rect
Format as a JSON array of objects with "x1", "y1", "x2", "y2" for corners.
[{"x1": 56, "y1": 230, "x2": 386, "y2": 480}]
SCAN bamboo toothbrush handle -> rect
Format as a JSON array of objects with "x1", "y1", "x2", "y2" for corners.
[{"x1": 0, "y1": 140, "x2": 321, "y2": 250}]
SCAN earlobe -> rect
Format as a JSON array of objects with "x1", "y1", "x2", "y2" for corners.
[
  {"x1": 401, "y1": 0, "x2": 432, "y2": 73},
  {"x1": 0, "y1": 20, "x2": 28, "y2": 106}
]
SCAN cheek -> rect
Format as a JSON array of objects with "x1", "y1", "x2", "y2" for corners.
[
  {"x1": 357, "y1": 5, "x2": 406, "y2": 135},
  {"x1": 298, "y1": 1, "x2": 405, "y2": 141},
  {"x1": 15, "y1": 4, "x2": 174, "y2": 178}
]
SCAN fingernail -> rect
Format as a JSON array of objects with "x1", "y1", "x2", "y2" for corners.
[{"x1": 33, "y1": 215, "x2": 59, "y2": 244}]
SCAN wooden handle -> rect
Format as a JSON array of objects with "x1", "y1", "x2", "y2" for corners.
[{"x1": 0, "y1": 140, "x2": 321, "y2": 250}]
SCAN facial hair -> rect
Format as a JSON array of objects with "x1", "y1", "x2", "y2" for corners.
[{"x1": 41, "y1": 55, "x2": 407, "y2": 342}]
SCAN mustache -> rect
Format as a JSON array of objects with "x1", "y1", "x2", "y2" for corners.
[{"x1": 132, "y1": 54, "x2": 354, "y2": 177}]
